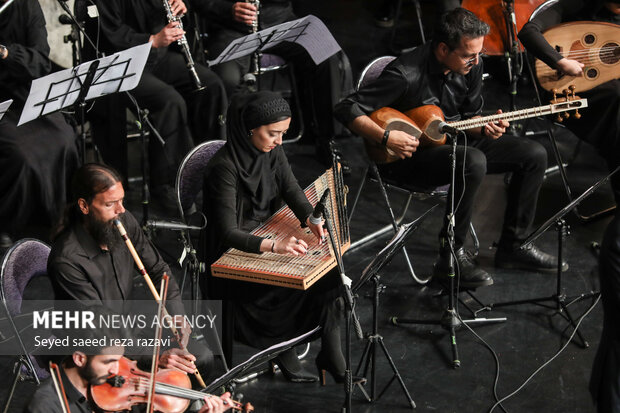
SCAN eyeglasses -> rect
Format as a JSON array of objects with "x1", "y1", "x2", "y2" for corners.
[{"x1": 460, "y1": 47, "x2": 487, "y2": 66}]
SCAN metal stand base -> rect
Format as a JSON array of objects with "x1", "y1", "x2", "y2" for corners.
[{"x1": 355, "y1": 276, "x2": 416, "y2": 409}]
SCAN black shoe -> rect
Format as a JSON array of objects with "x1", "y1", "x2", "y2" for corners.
[
  {"x1": 150, "y1": 184, "x2": 179, "y2": 215},
  {"x1": 315, "y1": 351, "x2": 365, "y2": 386},
  {"x1": 273, "y1": 350, "x2": 318, "y2": 383},
  {"x1": 433, "y1": 247, "x2": 493, "y2": 288},
  {"x1": 495, "y1": 243, "x2": 568, "y2": 272}
]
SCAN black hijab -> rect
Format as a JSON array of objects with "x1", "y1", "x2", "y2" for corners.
[{"x1": 226, "y1": 91, "x2": 292, "y2": 220}]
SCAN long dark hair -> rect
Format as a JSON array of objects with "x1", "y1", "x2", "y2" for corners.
[{"x1": 54, "y1": 163, "x2": 123, "y2": 238}]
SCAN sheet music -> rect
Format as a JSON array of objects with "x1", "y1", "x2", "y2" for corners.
[
  {"x1": 18, "y1": 43, "x2": 151, "y2": 126},
  {"x1": 0, "y1": 99, "x2": 13, "y2": 122},
  {"x1": 208, "y1": 15, "x2": 341, "y2": 66}
]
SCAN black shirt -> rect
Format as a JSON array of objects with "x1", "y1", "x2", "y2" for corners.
[
  {"x1": 48, "y1": 211, "x2": 184, "y2": 317},
  {"x1": 334, "y1": 41, "x2": 484, "y2": 126},
  {"x1": 25, "y1": 366, "x2": 95, "y2": 413}
]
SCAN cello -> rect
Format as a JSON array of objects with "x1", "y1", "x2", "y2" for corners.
[{"x1": 461, "y1": 0, "x2": 546, "y2": 56}]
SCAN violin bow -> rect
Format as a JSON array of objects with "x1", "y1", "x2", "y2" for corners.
[
  {"x1": 147, "y1": 275, "x2": 169, "y2": 413},
  {"x1": 49, "y1": 361, "x2": 72, "y2": 413},
  {"x1": 114, "y1": 219, "x2": 207, "y2": 388}
]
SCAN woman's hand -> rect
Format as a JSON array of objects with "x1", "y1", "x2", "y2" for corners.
[
  {"x1": 273, "y1": 236, "x2": 308, "y2": 256},
  {"x1": 305, "y1": 216, "x2": 326, "y2": 246}
]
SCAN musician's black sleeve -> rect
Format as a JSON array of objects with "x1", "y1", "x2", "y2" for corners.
[
  {"x1": 334, "y1": 63, "x2": 409, "y2": 128},
  {"x1": 276, "y1": 149, "x2": 314, "y2": 226},
  {"x1": 95, "y1": 0, "x2": 151, "y2": 50},
  {"x1": 518, "y1": 0, "x2": 583, "y2": 68},
  {"x1": 0, "y1": 0, "x2": 50, "y2": 84},
  {"x1": 206, "y1": 160, "x2": 265, "y2": 253}
]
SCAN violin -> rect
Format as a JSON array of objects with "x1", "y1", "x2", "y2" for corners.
[{"x1": 90, "y1": 357, "x2": 254, "y2": 413}]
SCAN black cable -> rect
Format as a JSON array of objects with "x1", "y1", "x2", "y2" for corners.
[{"x1": 487, "y1": 294, "x2": 601, "y2": 413}]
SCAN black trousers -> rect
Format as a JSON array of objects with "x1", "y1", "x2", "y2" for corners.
[
  {"x1": 379, "y1": 134, "x2": 547, "y2": 249},
  {"x1": 132, "y1": 50, "x2": 227, "y2": 186},
  {"x1": 0, "y1": 110, "x2": 78, "y2": 236}
]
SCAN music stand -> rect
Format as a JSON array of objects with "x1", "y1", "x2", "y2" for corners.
[
  {"x1": 0, "y1": 99, "x2": 13, "y2": 121},
  {"x1": 208, "y1": 15, "x2": 341, "y2": 69},
  {"x1": 18, "y1": 42, "x2": 151, "y2": 163},
  {"x1": 351, "y1": 206, "x2": 438, "y2": 410},
  {"x1": 485, "y1": 165, "x2": 620, "y2": 346},
  {"x1": 203, "y1": 326, "x2": 320, "y2": 394}
]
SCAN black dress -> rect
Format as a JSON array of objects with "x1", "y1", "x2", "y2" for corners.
[
  {"x1": 201, "y1": 143, "x2": 341, "y2": 350},
  {"x1": 0, "y1": 0, "x2": 78, "y2": 237}
]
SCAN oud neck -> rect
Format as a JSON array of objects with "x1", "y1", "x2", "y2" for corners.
[{"x1": 448, "y1": 101, "x2": 576, "y2": 130}]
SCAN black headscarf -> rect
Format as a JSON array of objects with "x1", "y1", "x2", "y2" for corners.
[{"x1": 226, "y1": 91, "x2": 292, "y2": 220}]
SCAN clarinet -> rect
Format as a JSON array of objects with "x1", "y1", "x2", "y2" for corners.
[
  {"x1": 247, "y1": 0, "x2": 261, "y2": 76},
  {"x1": 162, "y1": 0, "x2": 205, "y2": 91}
]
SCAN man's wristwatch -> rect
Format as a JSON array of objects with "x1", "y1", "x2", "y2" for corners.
[{"x1": 0, "y1": 45, "x2": 7, "y2": 59}]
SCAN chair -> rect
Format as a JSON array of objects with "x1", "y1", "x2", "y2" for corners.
[
  {"x1": 348, "y1": 56, "x2": 479, "y2": 285},
  {"x1": 0, "y1": 239, "x2": 51, "y2": 412},
  {"x1": 176, "y1": 139, "x2": 226, "y2": 222}
]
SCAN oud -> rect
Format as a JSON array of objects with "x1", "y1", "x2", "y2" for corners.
[
  {"x1": 535, "y1": 21, "x2": 620, "y2": 93},
  {"x1": 368, "y1": 92, "x2": 587, "y2": 164}
]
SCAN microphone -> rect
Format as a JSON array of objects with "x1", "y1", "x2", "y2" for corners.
[
  {"x1": 58, "y1": 14, "x2": 73, "y2": 25},
  {"x1": 437, "y1": 121, "x2": 461, "y2": 136},
  {"x1": 309, "y1": 188, "x2": 331, "y2": 225},
  {"x1": 144, "y1": 220, "x2": 203, "y2": 231}
]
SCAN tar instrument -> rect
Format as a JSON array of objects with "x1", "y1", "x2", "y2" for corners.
[
  {"x1": 162, "y1": 0, "x2": 205, "y2": 91},
  {"x1": 90, "y1": 357, "x2": 254, "y2": 413},
  {"x1": 212, "y1": 166, "x2": 350, "y2": 290},
  {"x1": 462, "y1": 0, "x2": 545, "y2": 55},
  {"x1": 113, "y1": 219, "x2": 207, "y2": 389},
  {"x1": 367, "y1": 90, "x2": 587, "y2": 164},
  {"x1": 535, "y1": 21, "x2": 620, "y2": 93}
]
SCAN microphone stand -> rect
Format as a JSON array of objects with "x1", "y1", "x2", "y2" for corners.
[
  {"x1": 390, "y1": 131, "x2": 506, "y2": 368},
  {"x1": 317, "y1": 191, "x2": 363, "y2": 413}
]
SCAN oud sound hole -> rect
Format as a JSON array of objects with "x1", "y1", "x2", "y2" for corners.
[
  {"x1": 586, "y1": 68, "x2": 598, "y2": 79},
  {"x1": 600, "y1": 43, "x2": 620, "y2": 64},
  {"x1": 584, "y1": 34, "x2": 596, "y2": 45}
]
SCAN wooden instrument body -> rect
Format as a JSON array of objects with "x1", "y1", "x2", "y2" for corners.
[
  {"x1": 211, "y1": 168, "x2": 350, "y2": 290},
  {"x1": 536, "y1": 21, "x2": 620, "y2": 93},
  {"x1": 90, "y1": 357, "x2": 192, "y2": 413},
  {"x1": 462, "y1": 0, "x2": 545, "y2": 55},
  {"x1": 366, "y1": 96, "x2": 587, "y2": 164}
]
